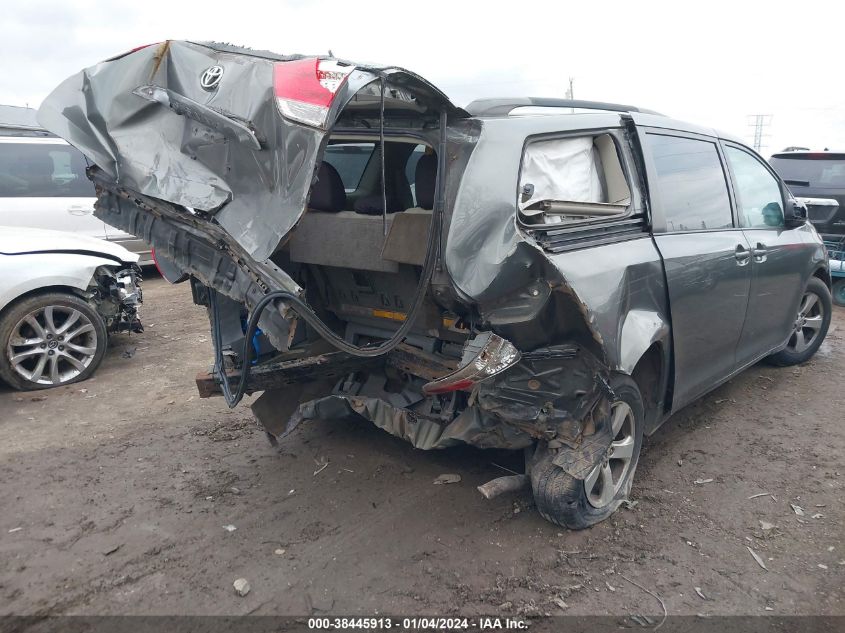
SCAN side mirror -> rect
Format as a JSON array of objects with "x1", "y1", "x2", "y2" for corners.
[{"x1": 784, "y1": 198, "x2": 808, "y2": 228}]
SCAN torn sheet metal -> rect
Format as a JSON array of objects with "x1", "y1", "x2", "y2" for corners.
[
  {"x1": 38, "y1": 41, "x2": 313, "y2": 261},
  {"x1": 250, "y1": 343, "x2": 612, "y2": 457},
  {"x1": 476, "y1": 344, "x2": 612, "y2": 446},
  {"x1": 255, "y1": 391, "x2": 535, "y2": 451},
  {"x1": 38, "y1": 40, "x2": 464, "y2": 262}
]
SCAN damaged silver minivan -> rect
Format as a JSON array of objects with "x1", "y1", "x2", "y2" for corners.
[{"x1": 39, "y1": 41, "x2": 833, "y2": 528}]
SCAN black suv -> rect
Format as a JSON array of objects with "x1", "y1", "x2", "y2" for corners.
[{"x1": 770, "y1": 151, "x2": 845, "y2": 240}]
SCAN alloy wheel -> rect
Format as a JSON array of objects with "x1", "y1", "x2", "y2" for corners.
[
  {"x1": 584, "y1": 400, "x2": 636, "y2": 508},
  {"x1": 6, "y1": 305, "x2": 99, "y2": 386},
  {"x1": 786, "y1": 290, "x2": 825, "y2": 354}
]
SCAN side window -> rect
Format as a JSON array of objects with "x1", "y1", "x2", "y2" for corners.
[
  {"x1": 646, "y1": 134, "x2": 733, "y2": 231},
  {"x1": 518, "y1": 133, "x2": 632, "y2": 225},
  {"x1": 0, "y1": 143, "x2": 92, "y2": 197},
  {"x1": 725, "y1": 146, "x2": 784, "y2": 229},
  {"x1": 322, "y1": 142, "x2": 376, "y2": 193}
]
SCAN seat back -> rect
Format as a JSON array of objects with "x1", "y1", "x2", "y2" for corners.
[
  {"x1": 309, "y1": 161, "x2": 346, "y2": 212},
  {"x1": 415, "y1": 153, "x2": 437, "y2": 210}
]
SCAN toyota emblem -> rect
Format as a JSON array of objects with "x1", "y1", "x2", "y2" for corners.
[{"x1": 200, "y1": 65, "x2": 224, "y2": 91}]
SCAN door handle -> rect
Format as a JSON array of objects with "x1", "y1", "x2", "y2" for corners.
[
  {"x1": 751, "y1": 242, "x2": 768, "y2": 263},
  {"x1": 67, "y1": 205, "x2": 91, "y2": 216},
  {"x1": 734, "y1": 244, "x2": 751, "y2": 266}
]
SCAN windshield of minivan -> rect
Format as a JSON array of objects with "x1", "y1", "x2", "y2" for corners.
[{"x1": 769, "y1": 155, "x2": 845, "y2": 187}]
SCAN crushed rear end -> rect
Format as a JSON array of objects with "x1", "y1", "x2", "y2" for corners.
[{"x1": 38, "y1": 41, "x2": 614, "y2": 470}]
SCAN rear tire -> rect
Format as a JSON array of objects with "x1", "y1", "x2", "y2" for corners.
[
  {"x1": 767, "y1": 277, "x2": 831, "y2": 367},
  {"x1": 529, "y1": 374, "x2": 644, "y2": 530},
  {"x1": 0, "y1": 292, "x2": 108, "y2": 391}
]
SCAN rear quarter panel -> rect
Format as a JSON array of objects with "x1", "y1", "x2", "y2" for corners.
[
  {"x1": 548, "y1": 237, "x2": 669, "y2": 374},
  {"x1": 445, "y1": 115, "x2": 672, "y2": 428}
]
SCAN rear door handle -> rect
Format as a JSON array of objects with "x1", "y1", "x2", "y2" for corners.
[
  {"x1": 67, "y1": 205, "x2": 91, "y2": 216},
  {"x1": 735, "y1": 244, "x2": 751, "y2": 266},
  {"x1": 751, "y1": 242, "x2": 768, "y2": 263}
]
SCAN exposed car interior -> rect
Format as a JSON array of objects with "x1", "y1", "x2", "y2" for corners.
[
  {"x1": 278, "y1": 137, "x2": 464, "y2": 358},
  {"x1": 287, "y1": 138, "x2": 437, "y2": 274}
]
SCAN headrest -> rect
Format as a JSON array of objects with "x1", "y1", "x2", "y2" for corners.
[
  {"x1": 353, "y1": 193, "x2": 402, "y2": 215},
  {"x1": 415, "y1": 153, "x2": 437, "y2": 210},
  {"x1": 12, "y1": 154, "x2": 54, "y2": 178},
  {"x1": 309, "y1": 161, "x2": 346, "y2": 212}
]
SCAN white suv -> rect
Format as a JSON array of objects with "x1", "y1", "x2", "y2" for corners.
[{"x1": 0, "y1": 135, "x2": 152, "y2": 264}]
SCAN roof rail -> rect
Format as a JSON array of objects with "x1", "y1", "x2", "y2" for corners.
[{"x1": 464, "y1": 97, "x2": 662, "y2": 117}]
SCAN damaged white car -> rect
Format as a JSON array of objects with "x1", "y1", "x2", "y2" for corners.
[{"x1": 0, "y1": 227, "x2": 142, "y2": 390}]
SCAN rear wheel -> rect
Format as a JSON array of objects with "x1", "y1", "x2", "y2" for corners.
[
  {"x1": 767, "y1": 277, "x2": 831, "y2": 366},
  {"x1": 530, "y1": 374, "x2": 644, "y2": 529},
  {"x1": 0, "y1": 292, "x2": 108, "y2": 391}
]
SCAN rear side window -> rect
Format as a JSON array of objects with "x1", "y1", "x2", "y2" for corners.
[
  {"x1": 646, "y1": 134, "x2": 732, "y2": 231},
  {"x1": 725, "y1": 146, "x2": 784, "y2": 229},
  {"x1": 323, "y1": 143, "x2": 375, "y2": 192},
  {"x1": 0, "y1": 143, "x2": 93, "y2": 197},
  {"x1": 769, "y1": 155, "x2": 845, "y2": 187},
  {"x1": 518, "y1": 133, "x2": 632, "y2": 225}
]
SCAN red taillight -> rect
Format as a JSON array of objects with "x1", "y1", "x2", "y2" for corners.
[{"x1": 273, "y1": 58, "x2": 353, "y2": 129}]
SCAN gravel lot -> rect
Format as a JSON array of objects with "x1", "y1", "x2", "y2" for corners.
[{"x1": 1, "y1": 275, "x2": 843, "y2": 618}]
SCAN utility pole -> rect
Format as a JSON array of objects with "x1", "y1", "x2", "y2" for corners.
[
  {"x1": 566, "y1": 77, "x2": 574, "y2": 112},
  {"x1": 747, "y1": 114, "x2": 772, "y2": 153}
]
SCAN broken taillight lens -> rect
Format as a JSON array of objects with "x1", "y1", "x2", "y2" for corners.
[
  {"x1": 423, "y1": 332, "x2": 521, "y2": 395},
  {"x1": 273, "y1": 58, "x2": 353, "y2": 129}
]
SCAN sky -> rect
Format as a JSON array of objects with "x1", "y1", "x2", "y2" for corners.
[{"x1": 1, "y1": 0, "x2": 843, "y2": 157}]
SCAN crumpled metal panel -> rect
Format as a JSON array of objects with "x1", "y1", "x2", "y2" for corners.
[
  {"x1": 445, "y1": 118, "x2": 670, "y2": 383},
  {"x1": 37, "y1": 41, "x2": 322, "y2": 262},
  {"x1": 256, "y1": 392, "x2": 535, "y2": 451},
  {"x1": 475, "y1": 344, "x2": 609, "y2": 441},
  {"x1": 37, "y1": 41, "x2": 465, "y2": 263}
]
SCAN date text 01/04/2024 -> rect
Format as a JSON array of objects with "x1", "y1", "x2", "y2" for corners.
[{"x1": 307, "y1": 617, "x2": 530, "y2": 630}]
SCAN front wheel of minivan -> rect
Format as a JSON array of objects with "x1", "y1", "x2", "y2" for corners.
[
  {"x1": 767, "y1": 277, "x2": 832, "y2": 367},
  {"x1": 529, "y1": 375, "x2": 644, "y2": 530}
]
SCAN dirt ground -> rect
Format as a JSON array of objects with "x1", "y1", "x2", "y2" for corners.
[{"x1": 0, "y1": 275, "x2": 842, "y2": 618}]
